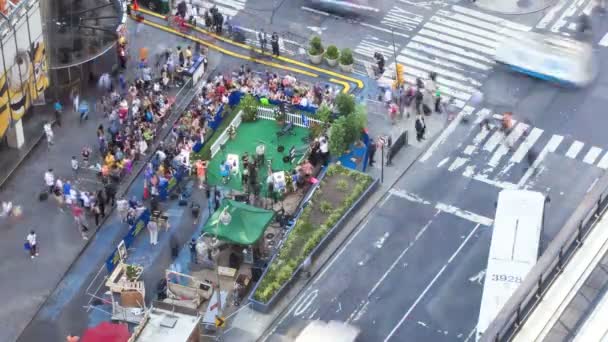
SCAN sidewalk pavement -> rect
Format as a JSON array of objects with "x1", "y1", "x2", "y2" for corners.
[
  {"x1": 219, "y1": 96, "x2": 452, "y2": 342},
  {"x1": 0, "y1": 19, "x2": 204, "y2": 342}
]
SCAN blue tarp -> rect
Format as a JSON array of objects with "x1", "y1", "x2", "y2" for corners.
[{"x1": 105, "y1": 209, "x2": 151, "y2": 273}]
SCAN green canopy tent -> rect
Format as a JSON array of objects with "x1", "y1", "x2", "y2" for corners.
[{"x1": 202, "y1": 199, "x2": 275, "y2": 245}]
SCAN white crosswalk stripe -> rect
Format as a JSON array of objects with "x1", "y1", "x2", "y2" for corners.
[
  {"x1": 352, "y1": 5, "x2": 530, "y2": 109},
  {"x1": 583, "y1": 146, "x2": 603, "y2": 164},
  {"x1": 427, "y1": 106, "x2": 608, "y2": 188},
  {"x1": 565, "y1": 140, "x2": 584, "y2": 158},
  {"x1": 536, "y1": 0, "x2": 594, "y2": 34}
]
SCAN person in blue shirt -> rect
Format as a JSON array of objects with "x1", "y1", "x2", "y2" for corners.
[{"x1": 54, "y1": 100, "x2": 63, "y2": 127}]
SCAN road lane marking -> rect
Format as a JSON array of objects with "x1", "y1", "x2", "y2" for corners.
[
  {"x1": 597, "y1": 152, "x2": 608, "y2": 169},
  {"x1": 482, "y1": 130, "x2": 504, "y2": 153},
  {"x1": 435, "y1": 202, "x2": 493, "y2": 226},
  {"x1": 488, "y1": 123, "x2": 527, "y2": 168},
  {"x1": 583, "y1": 146, "x2": 602, "y2": 164},
  {"x1": 313, "y1": 218, "x2": 371, "y2": 284},
  {"x1": 510, "y1": 127, "x2": 543, "y2": 163},
  {"x1": 517, "y1": 134, "x2": 563, "y2": 188},
  {"x1": 389, "y1": 189, "x2": 493, "y2": 225},
  {"x1": 448, "y1": 157, "x2": 469, "y2": 172},
  {"x1": 367, "y1": 212, "x2": 439, "y2": 298},
  {"x1": 565, "y1": 140, "x2": 584, "y2": 159},
  {"x1": 360, "y1": 22, "x2": 410, "y2": 37},
  {"x1": 451, "y1": 5, "x2": 532, "y2": 32},
  {"x1": 383, "y1": 223, "x2": 481, "y2": 342},
  {"x1": 294, "y1": 289, "x2": 319, "y2": 317},
  {"x1": 420, "y1": 106, "x2": 475, "y2": 162},
  {"x1": 537, "y1": 0, "x2": 567, "y2": 29},
  {"x1": 300, "y1": 6, "x2": 330, "y2": 16}
]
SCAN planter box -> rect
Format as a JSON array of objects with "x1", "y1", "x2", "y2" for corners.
[
  {"x1": 248, "y1": 174, "x2": 379, "y2": 313},
  {"x1": 308, "y1": 52, "x2": 324, "y2": 65},
  {"x1": 339, "y1": 63, "x2": 354, "y2": 73},
  {"x1": 325, "y1": 57, "x2": 338, "y2": 67}
]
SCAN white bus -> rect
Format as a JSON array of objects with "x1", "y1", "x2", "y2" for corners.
[
  {"x1": 476, "y1": 189, "x2": 546, "y2": 341},
  {"x1": 494, "y1": 31, "x2": 597, "y2": 87}
]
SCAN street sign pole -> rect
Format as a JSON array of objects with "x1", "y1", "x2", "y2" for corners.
[{"x1": 381, "y1": 144, "x2": 384, "y2": 183}]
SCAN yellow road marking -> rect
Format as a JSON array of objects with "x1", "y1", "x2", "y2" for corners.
[
  {"x1": 134, "y1": 7, "x2": 364, "y2": 90},
  {"x1": 330, "y1": 78, "x2": 351, "y2": 94},
  {"x1": 134, "y1": 16, "x2": 318, "y2": 78}
]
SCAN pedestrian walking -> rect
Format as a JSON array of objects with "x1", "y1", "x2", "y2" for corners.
[
  {"x1": 79, "y1": 100, "x2": 89, "y2": 122},
  {"x1": 271, "y1": 32, "x2": 280, "y2": 57},
  {"x1": 71, "y1": 156, "x2": 79, "y2": 180},
  {"x1": 43, "y1": 121, "x2": 54, "y2": 147},
  {"x1": 185, "y1": 46, "x2": 193, "y2": 66},
  {"x1": 73, "y1": 92, "x2": 79, "y2": 114},
  {"x1": 196, "y1": 160, "x2": 207, "y2": 189},
  {"x1": 415, "y1": 114, "x2": 426, "y2": 142},
  {"x1": 147, "y1": 220, "x2": 159, "y2": 245},
  {"x1": 117, "y1": 198, "x2": 129, "y2": 222},
  {"x1": 258, "y1": 29, "x2": 267, "y2": 54},
  {"x1": 44, "y1": 169, "x2": 55, "y2": 193},
  {"x1": 177, "y1": 46, "x2": 185, "y2": 67},
  {"x1": 96, "y1": 190, "x2": 106, "y2": 217},
  {"x1": 92, "y1": 202, "x2": 102, "y2": 226},
  {"x1": 189, "y1": 238, "x2": 198, "y2": 264},
  {"x1": 368, "y1": 138, "x2": 377, "y2": 167},
  {"x1": 301, "y1": 255, "x2": 312, "y2": 278},
  {"x1": 105, "y1": 182, "x2": 117, "y2": 207},
  {"x1": 54, "y1": 100, "x2": 62, "y2": 127},
  {"x1": 71, "y1": 204, "x2": 89, "y2": 240},
  {"x1": 26, "y1": 230, "x2": 38, "y2": 259}
]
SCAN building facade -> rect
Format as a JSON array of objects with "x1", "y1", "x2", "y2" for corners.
[{"x1": 0, "y1": 0, "x2": 49, "y2": 148}]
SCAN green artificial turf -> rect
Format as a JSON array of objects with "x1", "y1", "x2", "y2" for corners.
[{"x1": 206, "y1": 120, "x2": 309, "y2": 194}]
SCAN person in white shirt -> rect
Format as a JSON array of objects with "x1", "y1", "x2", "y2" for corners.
[
  {"x1": 43, "y1": 122, "x2": 54, "y2": 146},
  {"x1": 319, "y1": 136, "x2": 329, "y2": 165},
  {"x1": 44, "y1": 169, "x2": 55, "y2": 193},
  {"x1": 71, "y1": 156, "x2": 79, "y2": 180},
  {"x1": 26, "y1": 230, "x2": 38, "y2": 259},
  {"x1": 147, "y1": 220, "x2": 159, "y2": 245},
  {"x1": 117, "y1": 199, "x2": 129, "y2": 222},
  {"x1": 81, "y1": 192, "x2": 91, "y2": 210}
]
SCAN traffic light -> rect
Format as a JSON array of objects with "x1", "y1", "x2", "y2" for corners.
[
  {"x1": 393, "y1": 64, "x2": 404, "y2": 89},
  {"x1": 396, "y1": 64, "x2": 404, "y2": 86}
]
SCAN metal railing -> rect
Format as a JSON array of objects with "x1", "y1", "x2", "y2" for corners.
[{"x1": 482, "y1": 173, "x2": 608, "y2": 342}]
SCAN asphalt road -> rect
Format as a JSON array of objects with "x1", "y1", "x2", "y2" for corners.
[{"x1": 258, "y1": 0, "x2": 608, "y2": 340}]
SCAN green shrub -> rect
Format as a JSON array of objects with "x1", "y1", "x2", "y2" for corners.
[
  {"x1": 319, "y1": 200, "x2": 333, "y2": 214},
  {"x1": 339, "y1": 48, "x2": 354, "y2": 65},
  {"x1": 239, "y1": 94, "x2": 258, "y2": 122},
  {"x1": 253, "y1": 166, "x2": 374, "y2": 303},
  {"x1": 309, "y1": 36, "x2": 324, "y2": 55},
  {"x1": 316, "y1": 103, "x2": 333, "y2": 124},
  {"x1": 334, "y1": 93, "x2": 355, "y2": 117},
  {"x1": 336, "y1": 179, "x2": 349, "y2": 192},
  {"x1": 325, "y1": 45, "x2": 339, "y2": 59},
  {"x1": 329, "y1": 116, "x2": 349, "y2": 157}
]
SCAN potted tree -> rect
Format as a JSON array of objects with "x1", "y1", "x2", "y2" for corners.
[
  {"x1": 325, "y1": 45, "x2": 339, "y2": 67},
  {"x1": 339, "y1": 48, "x2": 354, "y2": 73},
  {"x1": 308, "y1": 36, "x2": 324, "y2": 65}
]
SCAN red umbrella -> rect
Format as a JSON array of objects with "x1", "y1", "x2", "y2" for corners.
[{"x1": 81, "y1": 322, "x2": 131, "y2": 342}]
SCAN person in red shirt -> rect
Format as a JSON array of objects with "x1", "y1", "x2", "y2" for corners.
[{"x1": 71, "y1": 204, "x2": 89, "y2": 240}]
